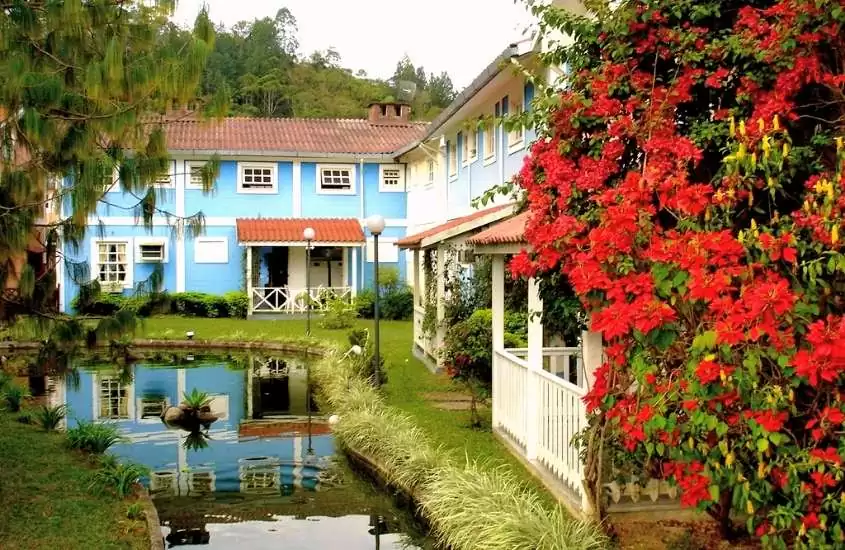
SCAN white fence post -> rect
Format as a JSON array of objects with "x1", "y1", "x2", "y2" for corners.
[
  {"x1": 579, "y1": 328, "x2": 603, "y2": 515},
  {"x1": 246, "y1": 246, "x2": 253, "y2": 317},
  {"x1": 491, "y1": 255, "x2": 505, "y2": 429},
  {"x1": 525, "y1": 277, "x2": 543, "y2": 461}
]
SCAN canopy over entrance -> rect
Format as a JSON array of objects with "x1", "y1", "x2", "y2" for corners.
[{"x1": 236, "y1": 218, "x2": 365, "y2": 247}]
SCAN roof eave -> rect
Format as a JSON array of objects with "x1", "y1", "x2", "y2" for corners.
[{"x1": 169, "y1": 149, "x2": 399, "y2": 160}]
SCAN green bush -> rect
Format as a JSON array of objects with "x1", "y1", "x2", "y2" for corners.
[
  {"x1": 346, "y1": 329, "x2": 387, "y2": 387},
  {"x1": 354, "y1": 285, "x2": 414, "y2": 321},
  {"x1": 36, "y1": 404, "x2": 67, "y2": 431},
  {"x1": 353, "y1": 288, "x2": 375, "y2": 318},
  {"x1": 223, "y1": 291, "x2": 248, "y2": 318},
  {"x1": 89, "y1": 455, "x2": 149, "y2": 498},
  {"x1": 3, "y1": 384, "x2": 28, "y2": 412},
  {"x1": 73, "y1": 290, "x2": 249, "y2": 319},
  {"x1": 71, "y1": 292, "x2": 126, "y2": 315},
  {"x1": 320, "y1": 293, "x2": 356, "y2": 330},
  {"x1": 66, "y1": 421, "x2": 123, "y2": 453},
  {"x1": 169, "y1": 292, "x2": 226, "y2": 318}
]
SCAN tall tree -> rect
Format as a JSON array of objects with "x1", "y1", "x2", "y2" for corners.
[
  {"x1": 0, "y1": 0, "x2": 220, "y2": 319},
  {"x1": 428, "y1": 71, "x2": 457, "y2": 108}
]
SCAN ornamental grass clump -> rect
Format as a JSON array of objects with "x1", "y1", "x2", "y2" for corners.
[
  {"x1": 514, "y1": 0, "x2": 845, "y2": 545},
  {"x1": 66, "y1": 421, "x2": 123, "y2": 454}
]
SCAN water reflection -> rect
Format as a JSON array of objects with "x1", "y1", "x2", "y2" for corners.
[{"x1": 45, "y1": 352, "x2": 430, "y2": 549}]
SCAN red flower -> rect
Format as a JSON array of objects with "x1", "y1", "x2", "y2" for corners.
[
  {"x1": 748, "y1": 410, "x2": 789, "y2": 432},
  {"x1": 695, "y1": 359, "x2": 732, "y2": 384},
  {"x1": 802, "y1": 513, "x2": 821, "y2": 531},
  {"x1": 810, "y1": 447, "x2": 842, "y2": 465}
]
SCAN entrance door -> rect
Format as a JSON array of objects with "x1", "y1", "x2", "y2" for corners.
[{"x1": 266, "y1": 248, "x2": 289, "y2": 288}]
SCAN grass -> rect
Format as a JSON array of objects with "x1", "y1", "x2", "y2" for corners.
[
  {"x1": 0, "y1": 410, "x2": 148, "y2": 549},
  {"x1": 134, "y1": 316, "x2": 559, "y2": 505}
]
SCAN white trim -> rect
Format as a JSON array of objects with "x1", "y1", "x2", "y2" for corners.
[
  {"x1": 103, "y1": 166, "x2": 120, "y2": 194},
  {"x1": 292, "y1": 161, "x2": 302, "y2": 217},
  {"x1": 194, "y1": 237, "x2": 228, "y2": 264},
  {"x1": 507, "y1": 95, "x2": 526, "y2": 154},
  {"x1": 351, "y1": 247, "x2": 358, "y2": 295},
  {"x1": 185, "y1": 160, "x2": 211, "y2": 191},
  {"x1": 90, "y1": 237, "x2": 134, "y2": 290},
  {"x1": 317, "y1": 164, "x2": 356, "y2": 195},
  {"x1": 93, "y1": 373, "x2": 135, "y2": 422},
  {"x1": 237, "y1": 162, "x2": 278, "y2": 194},
  {"x1": 175, "y1": 164, "x2": 186, "y2": 292},
  {"x1": 366, "y1": 237, "x2": 399, "y2": 263},
  {"x1": 379, "y1": 164, "x2": 405, "y2": 193},
  {"x1": 447, "y1": 141, "x2": 458, "y2": 180},
  {"x1": 135, "y1": 237, "x2": 169, "y2": 263},
  {"x1": 483, "y1": 116, "x2": 497, "y2": 165},
  {"x1": 463, "y1": 129, "x2": 478, "y2": 166},
  {"x1": 87, "y1": 216, "x2": 409, "y2": 227}
]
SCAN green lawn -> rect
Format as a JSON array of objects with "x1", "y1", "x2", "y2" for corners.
[
  {"x1": 137, "y1": 316, "x2": 556, "y2": 506},
  {"x1": 0, "y1": 411, "x2": 148, "y2": 550}
]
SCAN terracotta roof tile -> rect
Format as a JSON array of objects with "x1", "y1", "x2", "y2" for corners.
[
  {"x1": 236, "y1": 218, "x2": 365, "y2": 244},
  {"x1": 466, "y1": 212, "x2": 528, "y2": 246},
  {"x1": 396, "y1": 204, "x2": 514, "y2": 249},
  {"x1": 164, "y1": 118, "x2": 427, "y2": 155}
]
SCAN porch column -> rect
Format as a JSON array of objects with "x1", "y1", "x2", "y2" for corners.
[
  {"x1": 351, "y1": 247, "x2": 359, "y2": 297},
  {"x1": 525, "y1": 276, "x2": 543, "y2": 461},
  {"x1": 342, "y1": 248, "x2": 349, "y2": 289},
  {"x1": 491, "y1": 254, "x2": 505, "y2": 429},
  {"x1": 412, "y1": 249, "x2": 421, "y2": 305},
  {"x1": 246, "y1": 246, "x2": 253, "y2": 317},
  {"x1": 579, "y1": 326, "x2": 603, "y2": 515},
  {"x1": 435, "y1": 246, "x2": 447, "y2": 365}
]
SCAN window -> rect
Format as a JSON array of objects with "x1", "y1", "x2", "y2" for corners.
[
  {"x1": 194, "y1": 237, "x2": 228, "y2": 264},
  {"x1": 427, "y1": 160, "x2": 435, "y2": 186},
  {"x1": 448, "y1": 141, "x2": 457, "y2": 179},
  {"x1": 318, "y1": 165, "x2": 354, "y2": 194},
  {"x1": 238, "y1": 163, "x2": 277, "y2": 194},
  {"x1": 457, "y1": 248, "x2": 475, "y2": 265},
  {"x1": 98, "y1": 376, "x2": 129, "y2": 419},
  {"x1": 379, "y1": 164, "x2": 405, "y2": 192},
  {"x1": 154, "y1": 161, "x2": 174, "y2": 187},
  {"x1": 186, "y1": 161, "x2": 212, "y2": 190},
  {"x1": 135, "y1": 238, "x2": 167, "y2": 263},
  {"x1": 463, "y1": 129, "x2": 477, "y2": 165},
  {"x1": 94, "y1": 240, "x2": 132, "y2": 291},
  {"x1": 484, "y1": 120, "x2": 497, "y2": 162},
  {"x1": 508, "y1": 96, "x2": 526, "y2": 151},
  {"x1": 367, "y1": 237, "x2": 399, "y2": 263},
  {"x1": 101, "y1": 166, "x2": 118, "y2": 194}
]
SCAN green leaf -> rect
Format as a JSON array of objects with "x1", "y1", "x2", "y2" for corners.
[
  {"x1": 709, "y1": 485, "x2": 720, "y2": 502},
  {"x1": 757, "y1": 438, "x2": 770, "y2": 453},
  {"x1": 656, "y1": 442, "x2": 665, "y2": 456},
  {"x1": 692, "y1": 330, "x2": 717, "y2": 351}
]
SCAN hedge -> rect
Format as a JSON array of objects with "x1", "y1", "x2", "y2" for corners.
[{"x1": 71, "y1": 291, "x2": 249, "y2": 319}]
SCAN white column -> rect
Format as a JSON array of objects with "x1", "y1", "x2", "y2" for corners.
[
  {"x1": 292, "y1": 161, "x2": 302, "y2": 217},
  {"x1": 412, "y1": 249, "x2": 421, "y2": 304},
  {"x1": 176, "y1": 368, "x2": 188, "y2": 496},
  {"x1": 525, "y1": 276, "x2": 543, "y2": 461},
  {"x1": 435, "y1": 246, "x2": 447, "y2": 364},
  {"x1": 342, "y1": 248, "x2": 349, "y2": 289},
  {"x1": 246, "y1": 246, "x2": 253, "y2": 317},
  {"x1": 581, "y1": 328, "x2": 603, "y2": 392},
  {"x1": 351, "y1": 247, "x2": 359, "y2": 297},
  {"x1": 176, "y1": 161, "x2": 186, "y2": 292},
  {"x1": 491, "y1": 254, "x2": 505, "y2": 429}
]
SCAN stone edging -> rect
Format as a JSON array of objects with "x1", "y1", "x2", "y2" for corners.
[
  {"x1": 139, "y1": 489, "x2": 164, "y2": 550},
  {"x1": 0, "y1": 338, "x2": 327, "y2": 356}
]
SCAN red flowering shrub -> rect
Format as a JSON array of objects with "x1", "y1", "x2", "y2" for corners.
[{"x1": 517, "y1": 0, "x2": 844, "y2": 546}]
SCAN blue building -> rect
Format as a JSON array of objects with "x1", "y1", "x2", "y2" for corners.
[{"x1": 59, "y1": 103, "x2": 426, "y2": 315}]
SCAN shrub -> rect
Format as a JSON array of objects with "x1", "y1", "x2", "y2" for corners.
[
  {"x1": 3, "y1": 384, "x2": 28, "y2": 412},
  {"x1": 353, "y1": 288, "x2": 375, "y2": 318},
  {"x1": 319, "y1": 293, "x2": 356, "y2": 330},
  {"x1": 223, "y1": 291, "x2": 248, "y2": 318},
  {"x1": 66, "y1": 421, "x2": 123, "y2": 453},
  {"x1": 346, "y1": 329, "x2": 386, "y2": 387},
  {"x1": 36, "y1": 404, "x2": 67, "y2": 431},
  {"x1": 72, "y1": 292, "x2": 126, "y2": 316},
  {"x1": 126, "y1": 502, "x2": 145, "y2": 520},
  {"x1": 169, "y1": 292, "x2": 227, "y2": 318},
  {"x1": 381, "y1": 286, "x2": 414, "y2": 321},
  {"x1": 516, "y1": 0, "x2": 845, "y2": 543},
  {"x1": 89, "y1": 455, "x2": 148, "y2": 498}
]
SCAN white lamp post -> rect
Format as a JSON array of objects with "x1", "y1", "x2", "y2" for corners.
[
  {"x1": 365, "y1": 214, "x2": 386, "y2": 387},
  {"x1": 303, "y1": 227, "x2": 316, "y2": 336}
]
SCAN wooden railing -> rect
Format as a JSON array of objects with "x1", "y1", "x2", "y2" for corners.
[
  {"x1": 493, "y1": 347, "x2": 587, "y2": 506},
  {"x1": 250, "y1": 287, "x2": 352, "y2": 314}
]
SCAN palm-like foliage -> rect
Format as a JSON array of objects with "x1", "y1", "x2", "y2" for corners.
[
  {"x1": 182, "y1": 388, "x2": 212, "y2": 409},
  {"x1": 36, "y1": 404, "x2": 67, "y2": 431},
  {"x1": 3, "y1": 384, "x2": 28, "y2": 412},
  {"x1": 66, "y1": 421, "x2": 123, "y2": 453},
  {"x1": 89, "y1": 456, "x2": 149, "y2": 498}
]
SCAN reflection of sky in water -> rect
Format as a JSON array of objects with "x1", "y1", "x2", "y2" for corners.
[
  {"x1": 163, "y1": 516, "x2": 418, "y2": 550},
  {"x1": 51, "y1": 355, "x2": 429, "y2": 549}
]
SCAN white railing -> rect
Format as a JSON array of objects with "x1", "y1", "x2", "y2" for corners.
[
  {"x1": 251, "y1": 286, "x2": 352, "y2": 314},
  {"x1": 493, "y1": 347, "x2": 587, "y2": 505}
]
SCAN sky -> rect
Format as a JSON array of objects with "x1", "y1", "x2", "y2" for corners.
[{"x1": 173, "y1": 0, "x2": 535, "y2": 89}]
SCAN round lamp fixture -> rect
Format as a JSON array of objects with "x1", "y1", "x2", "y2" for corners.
[
  {"x1": 366, "y1": 214, "x2": 386, "y2": 236},
  {"x1": 303, "y1": 227, "x2": 316, "y2": 241}
]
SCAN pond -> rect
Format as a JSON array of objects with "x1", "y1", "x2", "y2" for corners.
[{"x1": 45, "y1": 351, "x2": 432, "y2": 549}]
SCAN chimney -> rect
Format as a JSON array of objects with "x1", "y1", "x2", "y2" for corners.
[{"x1": 367, "y1": 102, "x2": 411, "y2": 125}]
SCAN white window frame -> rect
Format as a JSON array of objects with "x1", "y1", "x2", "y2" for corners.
[
  {"x1": 194, "y1": 237, "x2": 228, "y2": 264},
  {"x1": 102, "y1": 166, "x2": 120, "y2": 194},
  {"x1": 135, "y1": 237, "x2": 168, "y2": 263},
  {"x1": 463, "y1": 129, "x2": 478, "y2": 166},
  {"x1": 153, "y1": 160, "x2": 175, "y2": 188},
  {"x1": 94, "y1": 374, "x2": 135, "y2": 421},
  {"x1": 379, "y1": 164, "x2": 405, "y2": 193},
  {"x1": 483, "y1": 118, "x2": 497, "y2": 165},
  {"x1": 367, "y1": 237, "x2": 399, "y2": 263},
  {"x1": 237, "y1": 162, "x2": 278, "y2": 194},
  {"x1": 508, "y1": 96, "x2": 526, "y2": 153},
  {"x1": 448, "y1": 141, "x2": 457, "y2": 180},
  {"x1": 317, "y1": 164, "x2": 356, "y2": 195},
  {"x1": 91, "y1": 238, "x2": 133, "y2": 291},
  {"x1": 426, "y1": 159, "x2": 435, "y2": 187},
  {"x1": 185, "y1": 160, "x2": 211, "y2": 190}
]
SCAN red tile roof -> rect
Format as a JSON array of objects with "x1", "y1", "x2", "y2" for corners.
[
  {"x1": 467, "y1": 212, "x2": 528, "y2": 246},
  {"x1": 164, "y1": 118, "x2": 427, "y2": 155},
  {"x1": 236, "y1": 218, "x2": 365, "y2": 244},
  {"x1": 396, "y1": 204, "x2": 514, "y2": 249}
]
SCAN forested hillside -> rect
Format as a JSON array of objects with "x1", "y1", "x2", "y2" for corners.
[{"x1": 177, "y1": 8, "x2": 456, "y2": 120}]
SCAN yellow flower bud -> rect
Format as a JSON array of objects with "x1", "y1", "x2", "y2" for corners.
[
  {"x1": 804, "y1": 200, "x2": 811, "y2": 212},
  {"x1": 832, "y1": 225, "x2": 840, "y2": 245},
  {"x1": 705, "y1": 208, "x2": 711, "y2": 221},
  {"x1": 737, "y1": 142, "x2": 747, "y2": 160},
  {"x1": 837, "y1": 137, "x2": 843, "y2": 152},
  {"x1": 726, "y1": 452, "x2": 735, "y2": 466},
  {"x1": 773, "y1": 115, "x2": 780, "y2": 131},
  {"x1": 751, "y1": 152, "x2": 757, "y2": 169},
  {"x1": 739, "y1": 120, "x2": 747, "y2": 137},
  {"x1": 751, "y1": 219, "x2": 757, "y2": 231},
  {"x1": 783, "y1": 143, "x2": 790, "y2": 157},
  {"x1": 768, "y1": 177, "x2": 776, "y2": 189},
  {"x1": 729, "y1": 117, "x2": 736, "y2": 137},
  {"x1": 758, "y1": 462, "x2": 766, "y2": 479},
  {"x1": 758, "y1": 118, "x2": 765, "y2": 132},
  {"x1": 789, "y1": 389, "x2": 795, "y2": 401},
  {"x1": 747, "y1": 500, "x2": 755, "y2": 514},
  {"x1": 828, "y1": 185, "x2": 834, "y2": 201}
]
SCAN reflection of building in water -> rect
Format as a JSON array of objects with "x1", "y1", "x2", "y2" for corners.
[{"x1": 247, "y1": 356, "x2": 316, "y2": 418}]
